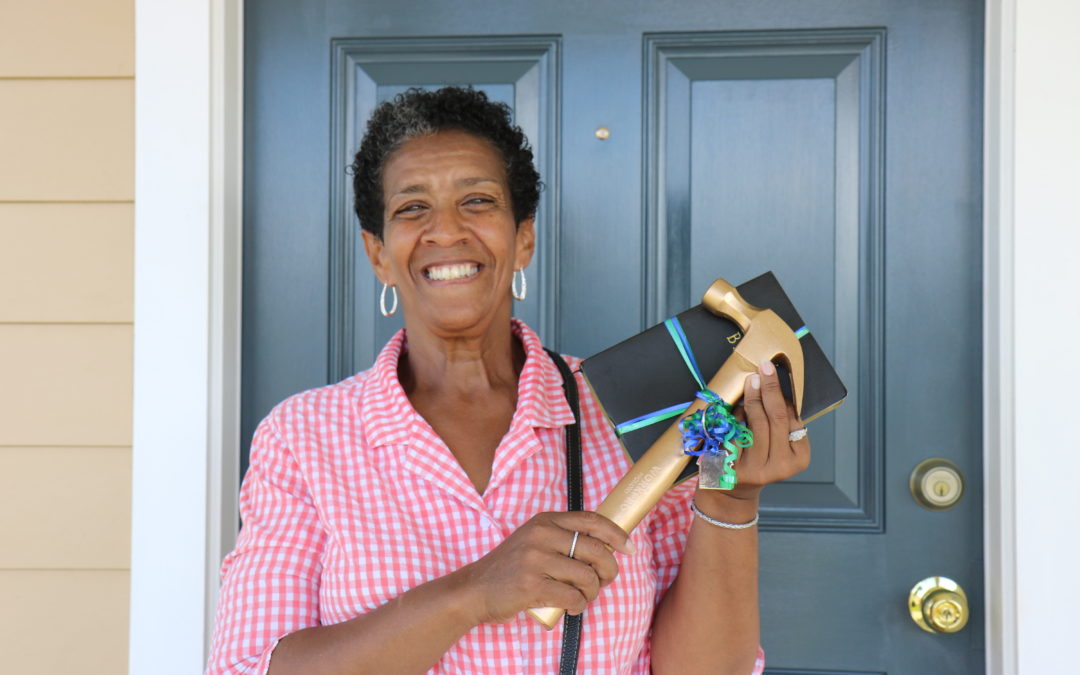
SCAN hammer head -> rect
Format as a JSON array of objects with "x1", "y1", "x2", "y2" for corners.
[{"x1": 702, "y1": 278, "x2": 805, "y2": 417}]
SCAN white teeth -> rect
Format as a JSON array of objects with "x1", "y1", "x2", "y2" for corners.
[{"x1": 426, "y1": 263, "x2": 479, "y2": 281}]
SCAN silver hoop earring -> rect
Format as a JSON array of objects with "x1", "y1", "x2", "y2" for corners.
[
  {"x1": 512, "y1": 268, "x2": 527, "y2": 301},
  {"x1": 379, "y1": 282, "x2": 398, "y2": 317}
]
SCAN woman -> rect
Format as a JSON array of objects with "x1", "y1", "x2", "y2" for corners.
[{"x1": 207, "y1": 87, "x2": 810, "y2": 675}]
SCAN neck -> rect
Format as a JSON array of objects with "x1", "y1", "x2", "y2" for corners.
[{"x1": 399, "y1": 311, "x2": 525, "y2": 398}]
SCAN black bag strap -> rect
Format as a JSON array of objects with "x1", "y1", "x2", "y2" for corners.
[{"x1": 544, "y1": 348, "x2": 583, "y2": 675}]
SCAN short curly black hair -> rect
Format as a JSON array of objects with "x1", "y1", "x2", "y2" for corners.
[{"x1": 352, "y1": 86, "x2": 542, "y2": 239}]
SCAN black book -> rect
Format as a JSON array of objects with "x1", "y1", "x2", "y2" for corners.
[{"x1": 579, "y1": 271, "x2": 847, "y2": 485}]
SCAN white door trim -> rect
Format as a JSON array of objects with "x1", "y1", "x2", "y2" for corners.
[
  {"x1": 130, "y1": 1, "x2": 243, "y2": 672},
  {"x1": 991, "y1": 1, "x2": 1080, "y2": 672},
  {"x1": 983, "y1": 1, "x2": 1018, "y2": 672},
  {"x1": 131, "y1": 1, "x2": 1080, "y2": 672}
]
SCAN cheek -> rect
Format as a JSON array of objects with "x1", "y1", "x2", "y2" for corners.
[{"x1": 380, "y1": 231, "x2": 416, "y2": 269}]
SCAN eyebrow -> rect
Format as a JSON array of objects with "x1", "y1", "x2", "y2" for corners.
[
  {"x1": 460, "y1": 176, "x2": 500, "y2": 187},
  {"x1": 393, "y1": 177, "x2": 501, "y2": 197}
]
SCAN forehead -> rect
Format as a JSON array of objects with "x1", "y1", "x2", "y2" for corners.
[{"x1": 382, "y1": 130, "x2": 507, "y2": 191}]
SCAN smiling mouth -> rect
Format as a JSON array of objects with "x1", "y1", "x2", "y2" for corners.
[{"x1": 424, "y1": 263, "x2": 480, "y2": 282}]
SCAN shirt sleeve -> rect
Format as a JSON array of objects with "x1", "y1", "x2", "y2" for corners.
[
  {"x1": 643, "y1": 478, "x2": 766, "y2": 675},
  {"x1": 205, "y1": 413, "x2": 327, "y2": 675}
]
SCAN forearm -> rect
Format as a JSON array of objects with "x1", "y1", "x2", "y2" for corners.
[
  {"x1": 268, "y1": 566, "x2": 481, "y2": 675},
  {"x1": 650, "y1": 491, "x2": 760, "y2": 675}
]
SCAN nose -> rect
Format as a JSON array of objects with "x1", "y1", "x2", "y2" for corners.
[{"x1": 422, "y1": 205, "x2": 470, "y2": 246}]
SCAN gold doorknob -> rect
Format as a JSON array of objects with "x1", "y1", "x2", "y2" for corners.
[{"x1": 908, "y1": 576, "x2": 969, "y2": 634}]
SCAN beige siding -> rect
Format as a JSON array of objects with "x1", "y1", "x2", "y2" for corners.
[
  {"x1": 0, "y1": 204, "x2": 133, "y2": 323},
  {"x1": 0, "y1": 79, "x2": 134, "y2": 201},
  {"x1": 0, "y1": 2, "x2": 134, "y2": 672},
  {"x1": 0, "y1": 447, "x2": 131, "y2": 569},
  {"x1": 0, "y1": 570, "x2": 130, "y2": 675},
  {"x1": 0, "y1": 0, "x2": 134, "y2": 78},
  {"x1": 0, "y1": 325, "x2": 133, "y2": 446}
]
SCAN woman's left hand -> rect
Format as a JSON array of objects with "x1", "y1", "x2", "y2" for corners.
[
  {"x1": 654, "y1": 358, "x2": 802, "y2": 672},
  {"x1": 717, "y1": 358, "x2": 812, "y2": 504}
]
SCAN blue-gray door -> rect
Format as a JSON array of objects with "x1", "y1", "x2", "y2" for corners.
[{"x1": 242, "y1": 1, "x2": 984, "y2": 672}]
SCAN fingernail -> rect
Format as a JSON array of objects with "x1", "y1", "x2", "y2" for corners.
[
  {"x1": 625, "y1": 538, "x2": 637, "y2": 555},
  {"x1": 751, "y1": 374, "x2": 761, "y2": 389},
  {"x1": 759, "y1": 359, "x2": 775, "y2": 376}
]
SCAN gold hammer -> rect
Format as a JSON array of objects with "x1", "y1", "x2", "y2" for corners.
[{"x1": 527, "y1": 278, "x2": 805, "y2": 629}]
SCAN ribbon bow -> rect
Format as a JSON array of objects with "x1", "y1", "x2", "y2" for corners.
[
  {"x1": 612, "y1": 316, "x2": 812, "y2": 490},
  {"x1": 679, "y1": 390, "x2": 753, "y2": 458}
]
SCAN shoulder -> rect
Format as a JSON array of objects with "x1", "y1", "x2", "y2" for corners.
[
  {"x1": 261, "y1": 370, "x2": 372, "y2": 429},
  {"x1": 248, "y1": 370, "x2": 379, "y2": 476}
]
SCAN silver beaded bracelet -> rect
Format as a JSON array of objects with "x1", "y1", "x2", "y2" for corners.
[{"x1": 690, "y1": 500, "x2": 759, "y2": 530}]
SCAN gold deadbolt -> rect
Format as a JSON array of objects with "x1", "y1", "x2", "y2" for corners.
[
  {"x1": 909, "y1": 458, "x2": 964, "y2": 510},
  {"x1": 595, "y1": 126, "x2": 611, "y2": 140},
  {"x1": 908, "y1": 576, "x2": 969, "y2": 633}
]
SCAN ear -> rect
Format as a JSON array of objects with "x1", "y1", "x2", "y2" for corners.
[
  {"x1": 513, "y1": 217, "x2": 536, "y2": 270},
  {"x1": 361, "y1": 230, "x2": 391, "y2": 285}
]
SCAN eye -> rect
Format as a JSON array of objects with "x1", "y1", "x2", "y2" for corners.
[
  {"x1": 393, "y1": 202, "x2": 426, "y2": 217},
  {"x1": 463, "y1": 196, "x2": 496, "y2": 208}
]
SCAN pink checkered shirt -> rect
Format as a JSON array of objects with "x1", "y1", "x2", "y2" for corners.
[{"x1": 207, "y1": 319, "x2": 765, "y2": 674}]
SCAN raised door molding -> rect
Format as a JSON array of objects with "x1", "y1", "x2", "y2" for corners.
[
  {"x1": 329, "y1": 36, "x2": 561, "y2": 380},
  {"x1": 643, "y1": 30, "x2": 886, "y2": 531}
]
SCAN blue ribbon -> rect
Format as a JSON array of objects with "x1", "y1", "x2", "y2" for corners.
[
  {"x1": 612, "y1": 316, "x2": 812, "y2": 464},
  {"x1": 664, "y1": 318, "x2": 708, "y2": 391},
  {"x1": 614, "y1": 400, "x2": 694, "y2": 435}
]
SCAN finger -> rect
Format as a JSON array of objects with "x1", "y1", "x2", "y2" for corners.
[
  {"x1": 790, "y1": 401, "x2": 807, "y2": 434},
  {"x1": 785, "y1": 402, "x2": 808, "y2": 446},
  {"x1": 786, "y1": 403, "x2": 812, "y2": 471},
  {"x1": 730, "y1": 375, "x2": 768, "y2": 484},
  {"x1": 542, "y1": 553, "x2": 602, "y2": 603},
  {"x1": 757, "y1": 359, "x2": 791, "y2": 437},
  {"x1": 791, "y1": 439, "x2": 811, "y2": 474},
  {"x1": 550, "y1": 511, "x2": 634, "y2": 556},
  {"x1": 534, "y1": 577, "x2": 589, "y2": 616},
  {"x1": 787, "y1": 401, "x2": 805, "y2": 432},
  {"x1": 564, "y1": 533, "x2": 620, "y2": 586},
  {"x1": 784, "y1": 401, "x2": 810, "y2": 456},
  {"x1": 740, "y1": 371, "x2": 770, "y2": 462}
]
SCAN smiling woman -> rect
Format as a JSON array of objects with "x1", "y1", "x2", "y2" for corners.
[
  {"x1": 363, "y1": 129, "x2": 535, "y2": 344},
  {"x1": 205, "y1": 87, "x2": 785, "y2": 675}
]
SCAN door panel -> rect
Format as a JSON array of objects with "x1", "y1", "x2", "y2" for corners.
[
  {"x1": 649, "y1": 31, "x2": 884, "y2": 531},
  {"x1": 328, "y1": 36, "x2": 560, "y2": 379},
  {"x1": 244, "y1": 1, "x2": 983, "y2": 671}
]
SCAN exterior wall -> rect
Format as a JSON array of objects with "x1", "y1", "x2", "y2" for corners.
[{"x1": 0, "y1": 1, "x2": 134, "y2": 673}]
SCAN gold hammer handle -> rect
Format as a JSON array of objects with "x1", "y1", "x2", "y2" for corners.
[{"x1": 526, "y1": 353, "x2": 757, "y2": 629}]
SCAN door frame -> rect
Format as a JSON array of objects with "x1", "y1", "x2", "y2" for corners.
[{"x1": 130, "y1": 1, "x2": 1075, "y2": 672}]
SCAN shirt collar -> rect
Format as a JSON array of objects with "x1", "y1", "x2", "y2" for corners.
[
  {"x1": 359, "y1": 319, "x2": 575, "y2": 449},
  {"x1": 509, "y1": 318, "x2": 577, "y2": 430},
  {"x1": 358, "y1": 329, "x2": 418, "y2": 448}
]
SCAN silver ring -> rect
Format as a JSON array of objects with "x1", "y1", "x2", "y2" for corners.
[
  {"x1": 568, "y1": 531, "x2": 580, "y2": 559},
  {"x1": 788, "y1": 428, "x2": 808, "y2": 442}
]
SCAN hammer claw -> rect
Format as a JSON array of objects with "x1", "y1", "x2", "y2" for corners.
[{"x1": 702, "y1": 279, "x2": 805, "y2": 418}]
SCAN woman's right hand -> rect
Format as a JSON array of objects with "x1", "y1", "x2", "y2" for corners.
[{"x1": 459, "y1": 511, "x2": 636, "y2": 624}]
